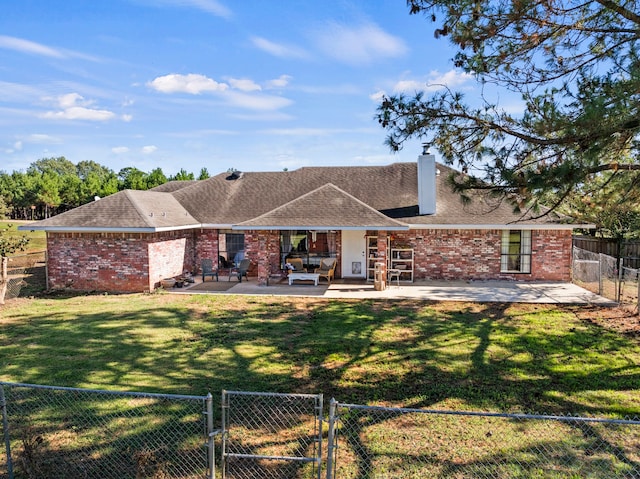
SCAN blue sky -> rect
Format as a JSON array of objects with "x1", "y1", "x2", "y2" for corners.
[{"x1": 1, "y1": 0, "x2": 494, "y2": 176}]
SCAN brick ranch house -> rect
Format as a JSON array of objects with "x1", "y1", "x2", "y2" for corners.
[{"x1": 22, "y1": 152, "x2": 592, "y2": 292}]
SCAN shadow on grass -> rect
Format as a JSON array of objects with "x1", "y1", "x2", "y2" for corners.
[
  {"x1": 2, "y1": 294, "x2": 639, "y2": 413},
  {"x1": 1, "y1": 293, "x2": 639, "y2": 477}
]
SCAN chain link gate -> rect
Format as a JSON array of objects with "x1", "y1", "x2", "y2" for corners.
[{"x1": 220, "y1": 391, "x2": 323, "y2": 479}]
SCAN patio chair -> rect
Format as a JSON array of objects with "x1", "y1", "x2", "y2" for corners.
[
  {"x1": 287, "y1": 258, "x2": 306, "y2": 272},
  {"x1": 201, "y1": 258, "x2": 218, "y2": 282},
  {"x1": 230, "y1": 258, "x2": 250, "y2": 282},
  {"x1": 317, "y1": 258, "x2": 337, "y2": 284}
]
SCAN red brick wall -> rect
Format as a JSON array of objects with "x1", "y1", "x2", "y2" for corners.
[
  {"x1": 47, "y1": 230, "x2": 195, "y2": 292},
  {"x1": 390, "y1": 229, "x2": 572, "y2": 281},
  {"x1": 47, "y1": 227, "x2": 572, "y2": 293},
  {"x1": 148, "y1": 233, "x2": 196, "y2": 287},
  {"x1": 195, "y1": 230, "x2": 219, "y2": 266}
]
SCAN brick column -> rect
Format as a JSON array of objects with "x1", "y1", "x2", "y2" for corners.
[{"x1": 255, "y1": 230, "x2": 272, "y2": 286}]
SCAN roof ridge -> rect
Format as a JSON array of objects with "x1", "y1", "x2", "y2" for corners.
[
  {"x1": 123, "y1": 189, "x2": 155, "y2": 227},
  {"x1": 237, "y1": 182, "x2": 407, "y2": 227}
]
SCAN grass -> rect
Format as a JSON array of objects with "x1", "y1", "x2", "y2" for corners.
[
  {"x1": 0, "y1": 220, "x2": 47, "y2": 253},
  {"x1": 1, "y1": 293, "x2": 639, "y2": 477},
  {"x1": 1, "y1": 293, "x2": 638, "y2": 417}
]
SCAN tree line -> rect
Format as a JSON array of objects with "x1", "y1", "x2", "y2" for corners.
[{"x1": 0, "y1": 157, "x2": 211, "y2": 221}]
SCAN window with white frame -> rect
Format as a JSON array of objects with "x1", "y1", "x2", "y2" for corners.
[{"x1": 500, "y1": 230, "x2": 531, "y2": 273}]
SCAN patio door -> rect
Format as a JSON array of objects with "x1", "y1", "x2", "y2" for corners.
[{"x1": 341, "y1": 230, "x2": 366, "y2": 279}]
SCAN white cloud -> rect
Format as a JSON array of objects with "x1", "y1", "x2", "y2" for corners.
[
  {"x1": 112, "y1": 146, "x2": 130, "y2": 154},
  {"x1": 392, "y1": 70, "x2": 474, "y2": 94},
  {"x1": 0, "y1": 35, "x2": 64, "y2": 58},
  {"x1": 0, "y1": 35, "x2": 99, "y2": 61},
  {"x1": 251, "y1": 36, "x2": 308, "y2": 59},
  {"x1": 142, "y1": 0, "x2": 232, "y2": 18},
  {"x1": 224, "y1": 91, "x2": 292, "y2": 111},
  {"x1": 227, "y1": 78, "x2": 261, "y2": 92},
  {"x1": 42, "y1": 106, "x2": 116, "y2": 121},
  {"x1": 141, "y1": 145, "x2": 158, "y2": 154},
  {"x1": 39, "y1": 93, "x2": 121, "y2": 121},
  {"x1": 369, "y1": 90, "x2": 385, "y2": 102},
  {"x1": 4, "y1": 140, "x2": 23, "y2": 154},
  {"x1": 261, "y1": 128, "x2": 332, "y2": 136},
  {"x1": 148, "y1": 73, "x2": 293, "y2": 111},
  {"x1": 57, "y1": 93, "x2": 88, "y2": 109},
  {"x1": 427, "y1": 70, "x2": 474, "y2": 89},
  {"x1": 25, "y1": 134, "x2": 62, "y2": 144},
  {"x1": 0, "y1": 81, "x2": 44, "y2": 102},
  {"x1": 148, "y1": 73, "x2": 229, "y2": 94},
  {"x1": 314, "y1": 23, "x2": 407, "y2": 66},
  {"x1": 122, "y1": 114, "x2": 133, "y2": 122},
  {"x1": 265, "y1": 75, "x2": 292, "y2": 89},
  {"x1": 230, "y1": 111, "x2": 294, "y2": 121}
]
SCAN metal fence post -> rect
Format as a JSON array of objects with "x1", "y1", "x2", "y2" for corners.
[
  {"x1": 617, "y1": 257, "x2": 623, "y2": 303},
  {"x1": 206, "y1": 393, "x2": 215, "y2": 479},
  {"x1": 599, "y1": 253, "x2": 604, "y2": 296},
  {"x1": 221, "y1": 390, "x2": 227, "y2": 479},
  {"x1": 325, "y1": 399, "x2": 337, "y2": 479},
  {"x1": 0, "y1": 384, "x2": 14, "y2": 479},
  {"x1": 316, "y1": 394, "x2": 324, "y2": 479}
]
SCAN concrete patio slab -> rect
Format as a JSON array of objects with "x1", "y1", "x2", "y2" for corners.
[{"x1": 173, "y1": 278, "x2": 614, "y2": 305}]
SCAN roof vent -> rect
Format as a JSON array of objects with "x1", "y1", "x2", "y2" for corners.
[{"x1": 226, "y1": 169, "x2": 242, "y2": 180}]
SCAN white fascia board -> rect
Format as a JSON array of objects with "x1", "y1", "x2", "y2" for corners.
[
  {"x1": 407, "y1": 223, "x2": 595, "y2": 230},
  {"x1": 230, "y1": 225, "x2": 410, "y2": 231},
  {"x1": 19, "y1": 224, "x2": 203, "y2": 233},
  {"x1": 199, "y1": 223, "x2": 233, "y2": 229}
]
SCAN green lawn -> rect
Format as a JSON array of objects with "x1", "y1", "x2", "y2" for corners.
[
  {"x1": 0, "y1": 220, "x2": 46, "y2": 252},
  {"x1": 1, "y1": 293, "x2": 638, "y2": 417}
]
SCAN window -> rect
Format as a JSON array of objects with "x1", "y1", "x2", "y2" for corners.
[
  {"x1": 280, "y1": 230, "x2": 336, "y2": 269},
  {"x1": 500, "y1": 230, "x2": 531, "y2": 273},
  {"x1": 219, "y1": 233, "x2": 244, "y2": 268}
]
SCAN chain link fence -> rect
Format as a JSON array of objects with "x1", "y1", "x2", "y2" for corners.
[
  {"x1": 573, "y1": 246, "x2": 639, "y2": 311},
  {"x1": 2, "y1": 385, "x2": 639, "y2": 478},
  {"x1": 0, "y1": 382, "x2": 213, "y2": 479},
  {"x1": 221, "y1": 391, "x2": 323, "y2": 479},
  {"x1": 4, "y1": 251, "x2": 47, "y2": 300},
  {"x1": 620, "y1": 264, "x2": 640, "y2": 310},
  {"x1": 326, "y1": 401, "x2": 640, "y2": 479}
]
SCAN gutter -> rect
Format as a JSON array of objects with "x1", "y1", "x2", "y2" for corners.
[
  {"x1": 18, "y1": 224, "x2": 203, "y2": 233},
  {"x1": 406, "y1": 223, "x2": 595, "y2": 231}
]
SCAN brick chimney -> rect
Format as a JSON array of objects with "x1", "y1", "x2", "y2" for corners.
[{"x1": 417, "y1": 145, "x2": 436, "y2": 215}]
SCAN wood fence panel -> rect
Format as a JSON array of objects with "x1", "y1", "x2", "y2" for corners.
[{"x1": 573, "y1": 237, "x2": 640, "y2": 268}]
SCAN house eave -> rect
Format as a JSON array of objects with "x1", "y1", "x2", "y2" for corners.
[
  {"x1": 230, "y1": 225, "x2": 410, "y2": 231},
  {"x1": 19, "y1": 224, "x2": 202, "y2": 233},
  {"x1": 406, "y1": 223, "x2": 595, "y2": 230}
]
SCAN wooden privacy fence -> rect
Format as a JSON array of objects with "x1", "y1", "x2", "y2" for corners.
[{"x1": 573, "y1": 236, "x2": 640, "y2": 269}]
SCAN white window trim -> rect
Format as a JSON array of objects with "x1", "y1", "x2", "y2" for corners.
[{"x1": 500, "y1": 230, "x2": 532, "y2": 273}]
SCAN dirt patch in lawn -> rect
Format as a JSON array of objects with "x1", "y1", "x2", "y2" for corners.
[{"x1": 576, "y1": 304, "x2": 640, "y2": 337}]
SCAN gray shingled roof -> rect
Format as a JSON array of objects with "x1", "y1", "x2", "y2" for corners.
[
  {"x1": 27, "y1": 189, "x2": 199, "y2": 231},
  {"x1": 23, "y1": 162, "x2": 585, "y2": 231},
  {"x1": 235, "y1": 183, "x2": 408, "y2": 230}
]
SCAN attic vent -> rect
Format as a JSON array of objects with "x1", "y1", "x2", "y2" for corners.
[{"x1": 226, "y1": 170, "x2": 242, "y2": 180}]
